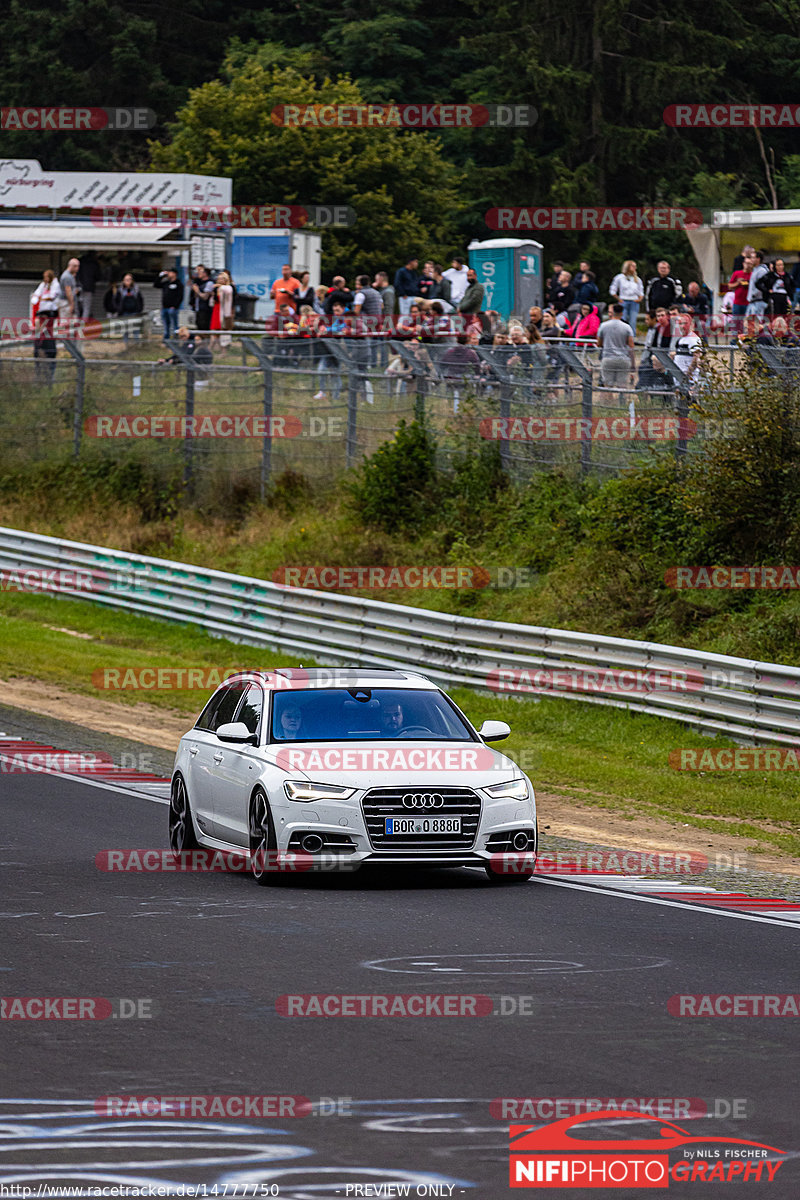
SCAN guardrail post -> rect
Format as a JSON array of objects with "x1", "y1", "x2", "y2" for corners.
[{"x1": 59, "y1": 339, "x2": 86, "y2": 459}]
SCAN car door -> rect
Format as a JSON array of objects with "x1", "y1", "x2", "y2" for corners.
[
  {"x1": 208, "y1": 682, "x2": 265, "y2": 846},
  {"x1": 189, "y1": 684, "x2": 246, "y2": 837}
]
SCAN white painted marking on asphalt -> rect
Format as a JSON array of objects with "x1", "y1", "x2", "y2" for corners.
[
  {"x1": 0, "y1": 754, "x2": 171, "y2": 804},
  {"x1": 536, "y1": 876, "x2": 800, "y2": 929}
]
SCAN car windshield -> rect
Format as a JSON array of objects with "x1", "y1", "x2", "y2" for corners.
[{"x1": 270, "y1": 688, "x2": 476, "y2": 743}]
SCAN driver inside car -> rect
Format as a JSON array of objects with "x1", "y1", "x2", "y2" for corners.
[
  {"x1": 380, "y1": 702, "x2": 404, "y2": 736},
  {"x1": 278, "y1": 705, "x2": 304, "y2": 739}
]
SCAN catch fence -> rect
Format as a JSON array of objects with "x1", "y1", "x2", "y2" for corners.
[{"x1": 0, "y1": 330, "x2": 791, "y2": 504}]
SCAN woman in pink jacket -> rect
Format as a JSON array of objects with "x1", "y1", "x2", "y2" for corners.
[{"x1": 566, "y1": 303, "x2": 600, "y2": 344}]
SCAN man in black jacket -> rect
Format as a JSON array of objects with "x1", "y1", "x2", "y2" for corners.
[
  {"x1": 550, "y1": 269, "x2": 575, "y2": 313},
  {"x1": 429, "y1": 264, "x2": 453, "y2": 312},
  {"x1": 646, "y1": 261, "x2": 682, "y2": 313},
  {"x1": 155, "y1": 268, "x2": 185, "y2": 342},
  {"x1": 323, "y1": 275, "x2": 353, "y2": 315}
]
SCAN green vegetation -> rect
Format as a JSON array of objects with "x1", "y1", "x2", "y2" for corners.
[
  {"x1": 4, "y1": 366, "x2": 800, "y2": 664},
  {"x1": 1, "y1": 588, "x2": 797, "y2": 856},
  {"x1": 4, "y1": 4, "x2": 800, "y2": 270}
]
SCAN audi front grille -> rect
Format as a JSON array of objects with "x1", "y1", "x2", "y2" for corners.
[{"x1": 362, "y1": 785, "x2": 482, "y2": 851}]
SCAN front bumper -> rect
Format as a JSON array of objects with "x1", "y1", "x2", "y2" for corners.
[{"x1": 273, "y1": 782, "x2": 537, "y2": 870}]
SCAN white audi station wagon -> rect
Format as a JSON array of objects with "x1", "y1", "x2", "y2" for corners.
[{"x1": 169, "y1": 668, "x2": 537, "y2": 883}]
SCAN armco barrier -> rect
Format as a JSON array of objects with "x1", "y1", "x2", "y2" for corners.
[{"x1": 1, "y1": 526, "x2": 800, "y2": 746}]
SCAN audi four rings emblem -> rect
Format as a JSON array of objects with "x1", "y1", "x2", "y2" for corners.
[{"x1": 402, "y1": 793, "x2": 444, "y2": 809}]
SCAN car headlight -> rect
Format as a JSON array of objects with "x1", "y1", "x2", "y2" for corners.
[
  {"x1": 284, "y1": 780, "x2": 356, "y2": 803},
  {"x1": 482, "y1": 777, "x2": 529, "y2": 801}
]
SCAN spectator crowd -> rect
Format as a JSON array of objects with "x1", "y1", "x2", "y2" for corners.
[{"x1": 27, "y1": 243, "x2": 800, "y2": 388}]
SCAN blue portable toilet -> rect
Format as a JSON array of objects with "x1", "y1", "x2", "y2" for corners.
[{"x1": 467, "y1": 237, "x2": 543, "y2": 320}]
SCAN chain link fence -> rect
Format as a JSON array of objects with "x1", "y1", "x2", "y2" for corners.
[{"x1": 0, "y1": 328, "x2": 774, "y2": 506}]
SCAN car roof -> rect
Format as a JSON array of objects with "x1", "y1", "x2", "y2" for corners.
[{"x1": 219, "y1": 668, "x2": 440, "y2": 692}]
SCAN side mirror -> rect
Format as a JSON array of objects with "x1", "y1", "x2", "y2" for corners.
[
  {"x1": 216, "y1": 721, "x2": 257, "y2": 745},
  {"x1": 478, "y1": 719, "x2": 511, "y2": 743}
]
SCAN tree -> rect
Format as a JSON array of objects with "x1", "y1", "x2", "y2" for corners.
[
  {"x1": 150, "y1": 50, "x2": 467, "y2": 274},
  {"x1": 0, "y1": 0, "x2": 286, "y2": 170}
]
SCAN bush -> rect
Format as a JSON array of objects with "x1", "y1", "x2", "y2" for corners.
[
  {"x1": 349, "y1": 418, "x2": 441, "y2": 533},
  {"x1": 0, "y1": 451, "x2": 181, "y2": 523}
]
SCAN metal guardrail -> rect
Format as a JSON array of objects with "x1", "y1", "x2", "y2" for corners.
[{"x1": 2, "y1": 526, "x2": 800, "y2": 747}]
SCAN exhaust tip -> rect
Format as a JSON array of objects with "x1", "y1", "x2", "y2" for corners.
[{"x1": 301, "y1": 833, "x2": 324, "y2": 854}]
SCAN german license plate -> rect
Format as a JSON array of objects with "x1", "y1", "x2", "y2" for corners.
[{"x1": 385, "y1": 817, "x2": 461, "y2": 835}]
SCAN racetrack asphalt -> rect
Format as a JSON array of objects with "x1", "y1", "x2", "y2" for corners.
[{"x1": 0, "y1": 706, "x2": 798, "y2": 1197}]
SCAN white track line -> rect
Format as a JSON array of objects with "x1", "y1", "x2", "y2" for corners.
[
  {"x1": 535, "y1": 876, "x2": 800, "y2": 929},
  {"x1": 0, "y1": 752, "x2": 171, "y2": 804}
]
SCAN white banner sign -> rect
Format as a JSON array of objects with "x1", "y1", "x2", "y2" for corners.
[{"x1": 0, "y1": 159, "x2": 231, "y2": 209}]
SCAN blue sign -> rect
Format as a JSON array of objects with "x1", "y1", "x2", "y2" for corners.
[{"x1": 230, "y1": 234, "x2": 291, "y2": 319}]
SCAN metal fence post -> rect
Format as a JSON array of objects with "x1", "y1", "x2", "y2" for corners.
[
  {"x1": 242, "y1": 338, "x2": 275, "y2": 500},
  {"x1": 499, "y1": 383, "x2": 512, "y2": 473},
  {"x1": 261, "y1": 356, "x2": 273, "y2": 500},
  {"x1": 581, "y1": 378, "x2": 593, "y2": 474},
  {"x1": 184, "y1": 360, "x2": 195, "y2": 493},
  {"x1": 414, "y1": 373, "x2": 427, "y2": 424},
  {"x1": 651, "y1": 349, "x2": 690, "y2": 465},
  {"x1": 60, "y1": 339, "x2": 86, "y2": 459},
  {"x1": 346, "y1": 368, "x2": 359, "y2": 469},
  {"x1": 550, "y1": 347, "x2": 592, "y2": 475}
]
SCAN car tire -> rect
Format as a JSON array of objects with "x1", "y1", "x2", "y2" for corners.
[
  {"x1": 249, "y1": 787, "x2": 278, "y2": 886},
  {"x1": 169, "y1": 774, "x2": 199, "y2": 851}
]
